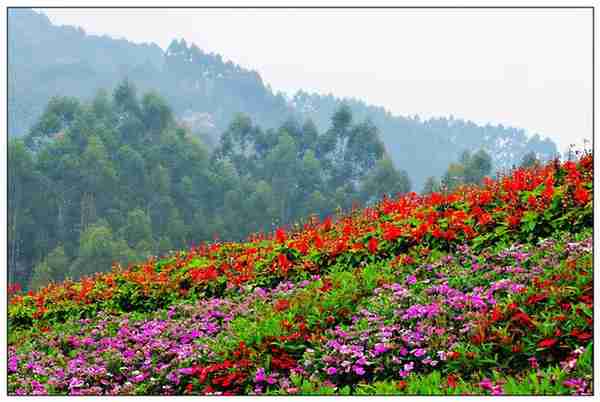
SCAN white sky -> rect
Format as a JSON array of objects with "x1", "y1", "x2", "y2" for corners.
[{"x1": 40, "y1": 8, "x2": 593, "y2": 153}]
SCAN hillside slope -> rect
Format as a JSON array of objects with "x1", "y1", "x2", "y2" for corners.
[
  {"x1": 9, "y1": 9, "x2": 557, "y2": 189},
  {"x1": 8, "y1": 154, "x2": 593, "y2": 395}
]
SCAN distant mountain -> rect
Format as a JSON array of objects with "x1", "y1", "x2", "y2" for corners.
[{"x1": 8, "y1": 9, "x2": 558, "y2": 188}]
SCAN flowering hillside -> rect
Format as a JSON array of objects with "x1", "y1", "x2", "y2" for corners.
[{"x1": 7, "y1": 154, "x2": 593, "y2": 395}]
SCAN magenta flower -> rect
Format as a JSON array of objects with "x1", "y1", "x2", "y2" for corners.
[
  {"x1": 326, "y1": 367, "x2": 337, "y2": 376},
  {"x1": 8, "y1": 356, "x2": 18, "y2": 373},
  {"x1": 130, "y1": 373, "x2": 146, "y2": 383},
  {"x1": 373, "y1": 343, "x2": 388, "y2": 356},
  {"x1": 68, "y1": 377, "x2": 84, "y2": 389},
  {"x1": 254, "y1": 368, "x2": 266, "y2": 383},
  {"x1": 528, "y1": 356, "x2": 539, "y2": 369}
]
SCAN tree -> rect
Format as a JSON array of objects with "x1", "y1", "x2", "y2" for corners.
[
  {"x1": 520, "y1": 151, "x2": 539, "y2": 169},
  {"x1": 114, "y1": 79, "x2": 140, "y2": 117},
  {"x1": 8, "y1": 139, "x2": 39, "y2": 285},
  {"x1": 24, "y1": 96, "x2": 80, "y2": 151},
  {"x1": 465, "y1": 149, "x2": 492, "y2": 184},
  {"x1": 121, "y1": 209, "x2": 153, "y2": 249},
  {"x1": 264, "y1": 133, "x2": 299, "y2": 223},
  {"x1": 72, "y1": 220, "x2": 118, "y2": 278},
  {"x1": 361, "y1": 157, "x2": 411, "y2": 203},
  {"x1": 421, "y1": 176, "x2": 440, "y2": 194},
  {"x1": 29, "y1": 261, "x2": 53, "y2": 291},
  {"x1": 45, "y1": 245, "x2": 70, "y2": 282},
  {"x1": 79, "y1": 135, "x2": 116, "y2": 233},
  {"x1": 441, "y1": 163, "x2": 466, "y2": 192},
  {"x1": 141, "y1": 91, "x2": 173, "y2": 139}
]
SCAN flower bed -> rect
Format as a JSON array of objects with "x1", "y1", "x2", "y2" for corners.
[{"x1": 8, "y1": 155, "x2": 593, "y2": 395}]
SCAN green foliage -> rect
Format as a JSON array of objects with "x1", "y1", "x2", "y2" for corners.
[
  {"x1": 441, "y1": 149, "x2": 492, "y2": 192},
  {"x1": 520, "y1": 151, "x2": 540, "y2": 168},
  {"x1": 9, "y1": 81, "x2": 413, "y2": 287},
  {"x1": 29, "y1": 260, "x2": 54, "y2": 290}
]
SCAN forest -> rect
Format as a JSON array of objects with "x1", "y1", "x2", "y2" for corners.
[
  {"x1": 8, "y1": 9, "x2": 557, "y2": 190},
  {"x1": 9, "y1": 81, "x2": 416, "y2": 290}
]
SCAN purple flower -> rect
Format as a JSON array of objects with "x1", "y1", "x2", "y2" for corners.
[
  {"x1": 131, "y1": 373, "x2": 146, "y2": 383},
  {"x1": 254, "y1": 368, "x2": 266, "y2": 383},
  {"x1": 373, "y1": 343, "x2": 388, "y2": 356},
  {"x1": 179, "y1": 367, "x2": 194, "y2": 375},
  {"x1": 353, "y1": 366, "x2": 365, "y2": 376},
  {"x1": 166, "y1": 371, "x2": 180, "y2": 385},
  {"x1": 68, "y1": 377, "x2": 84, "y2": 389},
  {"x1": 82, "y1": 337, "x2": 95, "y2": 346},
  {"x1": 406, "y1": 275, "x2": 417, "y2": 285},
  {"x1": 326, "y1": 367, "x2": 337, "y2": 376},
  {"x1": 479, "y1": 378, "x2": 494, "y2": 390},
  {"x1": 412, "y1": 348, "x2": 426, "y2": 357},
  {"x1": 8, "y1": 356, "x2": 18, "y2": 373}
]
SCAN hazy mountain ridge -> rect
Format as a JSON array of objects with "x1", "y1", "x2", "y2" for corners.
[{"x1": 9, "y1": 9, "x2": 557, "y2": 188}]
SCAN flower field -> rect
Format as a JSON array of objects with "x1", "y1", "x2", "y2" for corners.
[{"x1": 7, "y1": 154, "x2": 593, "y2": 395}]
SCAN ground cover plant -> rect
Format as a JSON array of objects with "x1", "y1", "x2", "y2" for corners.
[{"x1": 7, "y1": 154, "x2": 593, "y2": 395}]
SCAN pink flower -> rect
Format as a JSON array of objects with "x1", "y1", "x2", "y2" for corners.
[
  {"x1": 528, "y1": 356, "x2": 539, "y2": 369},
  {"x1": 353, "y1": 366, "x2": 365, "y2": 376}
]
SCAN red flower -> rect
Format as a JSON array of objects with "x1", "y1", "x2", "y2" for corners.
[
  {"x1": 314, "y1": 234, "x2": 325, "y2": 250},
  {"x1": 278, "y1": 253, "x2": 292, "y2": 271},
  {"x1": 491, "y1": 306, "x2": 503, "y2": 322},
  {"x1": 275, "y1": 228, "x2": 287, "y2": 244},
  {"x1": 352, "y1": 242, "x2": 365, "y2": 251},
  {"x1": 526, "y1": 293, "x2": 547, "y2": 305},
  {"x1": 319, "y1": 279, "x2": 333, "y2": 292},
  {"x1": 292, "y1": 240, "x2": 308, "y2": 255},
  {"x1": 571, "y1": 328, "x2": 592, "y2": 341},
  {"x1": 446, "y1": 351, "x2": 460, "y2": 360},
  {"x1": 507, "y1": 214, "x2": 521, "y2": 228},
  {"x1": 190, "y1": 266, "x2": 218, "y2": 283},
  {"x1": 447, "y1": 374, "x2": 457, "y2": 388},
  {"x1": 429, "y1": 192, "x2": 443, "y2": 206},
  {"x1": 367, "y1": 237, "x2": 378, "y2": 254},
  {"x1": 444, "y1": 229, "x2": 456, "y2": 241},
  {"x1": 538, "y1": 338, "x2": 558, "y2": 348},
  {"x1": 412, "y1": 223, "x2": 429, "y2": 241},
  {"x1": 512, "y1": 311, "x2": 534, "y2": 328},
  {"x1": 383, "y1": 223, "x2": 403, "y2": 242},
  {"x1": 574, "y1": 186, "x2": 589, "y2": 205},
  {"x1": 274, "y1": 299, "x2": 290, "y2": 312},
  {"x1": 542, "y1": 177, "x2": 554, "y2": 201},
  {"x1": 477, "y1": 212, "x2": 492, "y2": 226},
  {"x1": 462, "y1": 225, "x2": 476, "y2": 239}
]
